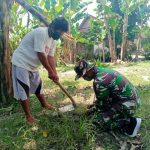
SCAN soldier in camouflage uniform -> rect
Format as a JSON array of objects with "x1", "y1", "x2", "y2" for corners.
[{"x1": 74, "y1": 60, "x2": 141, "y2": 137}]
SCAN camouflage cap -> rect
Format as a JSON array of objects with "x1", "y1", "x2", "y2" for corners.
[{"x1": 74, "y1": 59, "x2": 93, "y2": 80}]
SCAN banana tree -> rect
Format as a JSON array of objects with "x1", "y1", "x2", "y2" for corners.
[
  {"x1": 10, "y1": 2, "x2": 33, "y2": 51},
  {"x1": 97, "y1": 0, "x2": 117, "y2": 62},
  {"x1": 134, "y1": 2, "x2": 150, "y2": 61},
  {"x1": 120, "y1": 0, "x2": 146, "y2": 61},
  {"x1": 108, "y1": 13, "x2": 121, "y2": 55},
  {"x1": 142, "y1": 26, "x2": 150, "y2": 59}
]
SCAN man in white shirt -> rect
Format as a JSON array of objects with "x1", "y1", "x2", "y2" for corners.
[{"x1": 12, "y1": 17, "x2": 68, "y2": 124}]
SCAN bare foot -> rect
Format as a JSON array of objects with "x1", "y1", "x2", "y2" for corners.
[
  {"x1": 26, "y1": 116, "x2": 37, "y2": 125},
  {"x1": 42, "y1": 103, "x2": 56, "y2": 110}
]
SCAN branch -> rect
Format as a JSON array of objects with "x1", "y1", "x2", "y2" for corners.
[{"x1": 15, "y1": 0, "x2": 49, "y2": 26}]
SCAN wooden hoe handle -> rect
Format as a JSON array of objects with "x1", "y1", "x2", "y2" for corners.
[{"x1": 54, "y1": 81, "x2": 77, "y2": 108}]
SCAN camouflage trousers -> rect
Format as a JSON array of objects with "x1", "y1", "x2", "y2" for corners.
[{"x1": 91, "y1": 99, "x2": 140, "y2": 131}]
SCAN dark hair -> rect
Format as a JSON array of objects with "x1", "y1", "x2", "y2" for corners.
[{"x1": 49, "y1": 17, "x2": 68, "y2": 32}]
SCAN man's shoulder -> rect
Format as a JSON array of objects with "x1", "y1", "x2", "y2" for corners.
[
  {"x1": 31, "y1": 27, "x2": 50, "y2": 42},
  {"x1": 32, "y1": 27, "x2": 48, "y2": 35},
  {"x1": 33, "y1": 26, "x2": 47, "y2": 31}
]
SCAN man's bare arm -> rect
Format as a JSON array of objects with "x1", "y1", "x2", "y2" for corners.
[
  {"x1": 47, "y1": 56, "x2": 57, "y2": 73},
  {"x1": 37, "y1": 52, "x2": 57, "y2": 81},
  {"x1": 47, "y1": 55, "x2": 59, "y2": 81}
]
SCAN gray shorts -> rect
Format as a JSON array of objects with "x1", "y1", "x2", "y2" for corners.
[{"x1": 12, "y1": 65, "x2": 43, "y2": 100}]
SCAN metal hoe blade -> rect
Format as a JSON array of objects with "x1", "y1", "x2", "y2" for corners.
[{"x1": 58, "y1": 104, "x2": 75, "y2": 113}]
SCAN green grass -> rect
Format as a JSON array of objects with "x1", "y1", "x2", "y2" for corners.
[{"x1": 0, "y1": 61, "x2": 150, "y2": 149}]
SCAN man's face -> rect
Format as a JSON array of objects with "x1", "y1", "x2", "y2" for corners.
[
  {"x1": 51, "y1": 29, "x2": 65, "y2": 40},
  {"x1": 56, "y1": 30, "x2": 65, "y2": 37}
]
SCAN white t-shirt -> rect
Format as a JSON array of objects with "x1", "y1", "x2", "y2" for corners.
[{"x1": 12, "y1": 27, "x2": 56, "y2": 72}]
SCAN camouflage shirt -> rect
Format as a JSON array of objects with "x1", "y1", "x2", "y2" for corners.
[{"x1": 93, "y1": 67, "x2": 140, "y2": 111}]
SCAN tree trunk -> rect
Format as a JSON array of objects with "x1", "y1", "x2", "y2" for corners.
[
  {"x1": 97, "y1": 42, "x2": 101, "y2": 62},
  {"x1": 112, "y1": 29, "x2": 117, "y2": 62},
  {"x1": 65, "y1": 8, "x2": 76, "y2": 64},
  {"x1": 73, "y1": 41, "x2": 76, "y2": 63},
  {"x1": 104, "y1": 15, "x2": 116, "y2": 63},
  {"x1": 121, "y1": 3, "x2": 128, "y2": 61},
  {"x1": 102, "y1": 40, "x2": 105, "y2": 63},
  {"x1": 68, "y1": 12, "x2": 71, "y2": 63},
  {"x1": 135, "y1": 20, "x2": 143, "y2": 62},
  {"x1": 0, "y1": 0, "x2": 12, "y2": 107},
  {"x1": 135, "y1": 35, "x2": 141, "y2": 61}
]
